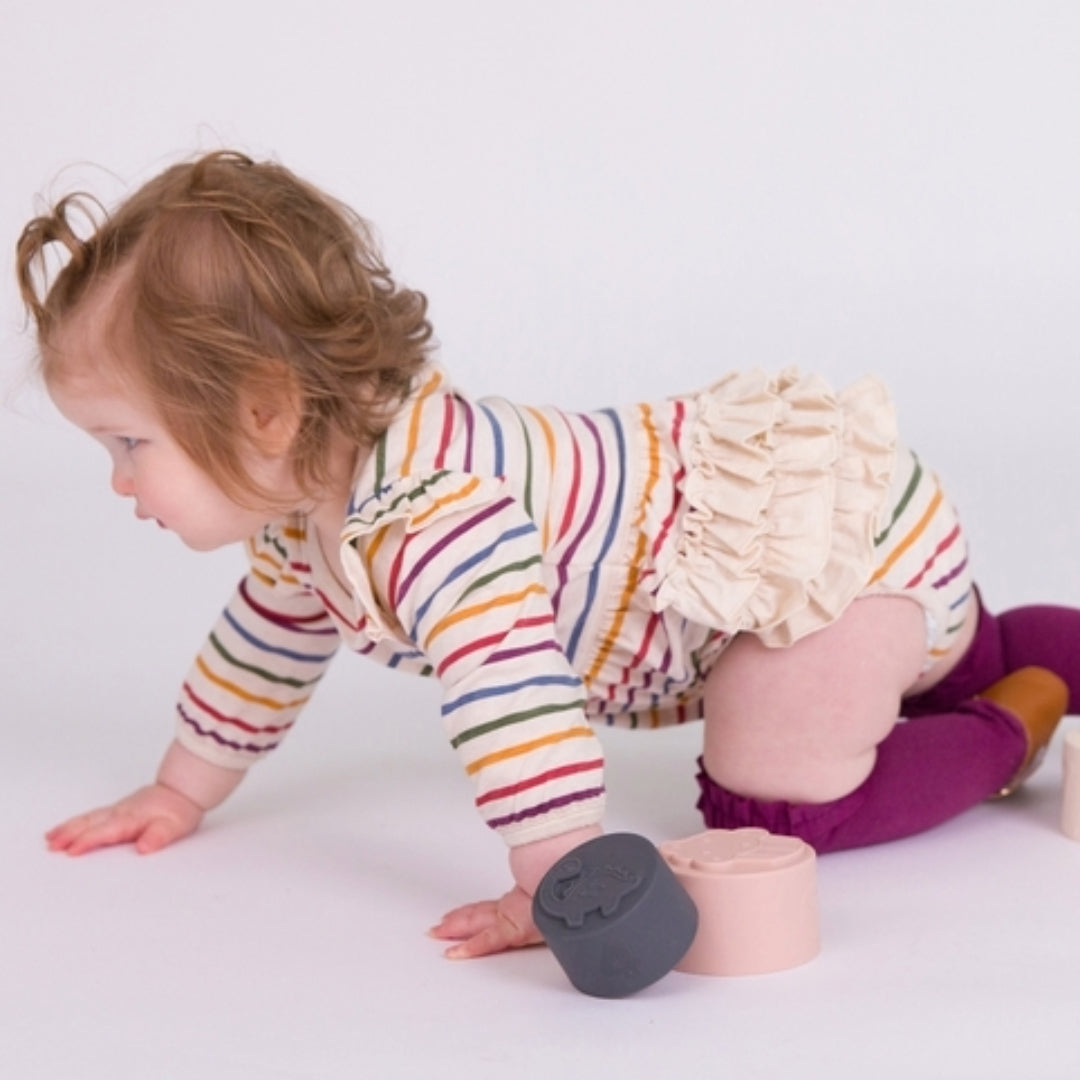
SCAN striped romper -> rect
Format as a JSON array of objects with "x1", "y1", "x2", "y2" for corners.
[{"x1": 174, "y1": 365, "x2": 973, "y2": 847}]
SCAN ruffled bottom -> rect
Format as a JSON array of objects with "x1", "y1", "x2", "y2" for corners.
[{"x1": 653, "y1": 368, "x2": 897, "y2": 646}]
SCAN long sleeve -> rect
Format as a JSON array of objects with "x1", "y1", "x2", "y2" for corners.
[
  {"x1": 341, "y1": 470, "x2": 606, "y2": 847},
  {"x1": 175, "y1": 522, "x2": 342, "y2": 770}
]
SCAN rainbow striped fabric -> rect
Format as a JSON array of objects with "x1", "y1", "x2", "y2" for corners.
[
  {"x1": 174, "y1": 365, "x2": 972, "y2": 846},
  {"x1": 865, "y1": 443, "x2": 973, "y2": 664}
]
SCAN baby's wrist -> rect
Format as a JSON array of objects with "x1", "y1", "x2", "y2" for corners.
[
  {"x1": 156, "y1": 739, "x2": 245, "y2": 812},
  {"x1": 508, "y1": 824, "x2": 604, "y2": 896},
  {"x1": 154, "y1": 778, "x2": 210, "y2": 815}
]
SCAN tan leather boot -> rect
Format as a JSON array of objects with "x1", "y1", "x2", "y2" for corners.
[{"x1": 978, "y1": 666, "x2": 1069, "y2": 797}]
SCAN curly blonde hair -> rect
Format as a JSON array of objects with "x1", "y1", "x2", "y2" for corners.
[{"x1": 16, "y1": 150, "x2": 433, "y2": 504}]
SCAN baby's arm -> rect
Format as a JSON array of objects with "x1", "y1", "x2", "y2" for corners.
[
  {"x1": 46, "y1": 739, "x2": 244, "y2": 856},
  {"x1": 355, "y1": 482, "x2": 610, "y2": 958},
  {"x1": 47, "y1": 521, "x2": 341, "y2": 858}
]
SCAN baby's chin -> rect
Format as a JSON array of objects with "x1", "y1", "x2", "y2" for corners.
[
  {"x1": 175, "y1": 531, "x2": 242, "y2": 553},
  {"x1": 176, "y1": 521, "x2": 277, "y2": 552}
]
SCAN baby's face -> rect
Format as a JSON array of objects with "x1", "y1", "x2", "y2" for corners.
[
  {"x1": 50, "y1": 373, "x2": 292, "y2": 551},
  {"x1": 46, "y1": 290, "x2": 302, "y2": 552}
]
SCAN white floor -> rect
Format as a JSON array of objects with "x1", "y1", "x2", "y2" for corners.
[{"x1": 4, "y1": 543, "x2": 1080, "y2": 1078}]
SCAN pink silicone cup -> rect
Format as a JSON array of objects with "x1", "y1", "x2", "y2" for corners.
[{"x1": 660, "y1": 828, "x2": 820, "y2": 976}]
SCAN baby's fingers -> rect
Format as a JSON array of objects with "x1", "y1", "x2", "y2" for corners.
[
  {"x1": 431, "y1": 888, "x2": 543, "y2": 959},
  {"x1": 429, "y1": 900, "x2": 499, "y2": 942},
  {"x1": 45, "y1": 784, "x2": 203, "y2": 857},
  {"x1": 46, "y1": 810, "x2": 143, "y2": 856},
  {"x1": 444, "y1": 921, "x2": 536, "y2": 960},
  {"x1": 45, "y1": 809, "x2": 115, "y2": 853}
]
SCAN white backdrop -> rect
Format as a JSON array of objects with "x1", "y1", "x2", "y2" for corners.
[{"x1": 3, "y1": 4, "x2": 1080, "y2": 1079}]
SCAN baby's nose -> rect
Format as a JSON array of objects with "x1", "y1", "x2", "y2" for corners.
[{"x1": 110, "y1": 465, "x2": 135, "y2": 498}]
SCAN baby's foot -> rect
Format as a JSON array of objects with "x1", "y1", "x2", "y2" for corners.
[{"x1": 978, "y1": 666, "x2": 1069, "y2": 797}]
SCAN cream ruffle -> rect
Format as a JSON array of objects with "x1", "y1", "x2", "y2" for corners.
[{"x1": 652, "y1": 368, "x2": 897, "y2": 646}]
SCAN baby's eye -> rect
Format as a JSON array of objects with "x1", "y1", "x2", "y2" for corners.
[{"x1": 118, "y1": 436, "x2": 143, "y2": 451}]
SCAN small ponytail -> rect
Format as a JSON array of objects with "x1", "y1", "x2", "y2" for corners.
[{"x1": 16, "y1": 193, "x2": 109, "y2": 338}]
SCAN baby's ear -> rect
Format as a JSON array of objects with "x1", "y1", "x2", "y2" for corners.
[{"x1": 240, "y1": 363, "x2": 302, "y2": 457}]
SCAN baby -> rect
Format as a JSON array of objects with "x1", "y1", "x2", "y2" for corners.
[{"x1": 17, "y1": 150, "x2": 1078, "y2": 959}]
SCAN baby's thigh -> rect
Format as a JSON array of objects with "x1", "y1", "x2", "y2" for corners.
[{"x1": 701, "y1": 595, "x2": 928, "y2": 803}]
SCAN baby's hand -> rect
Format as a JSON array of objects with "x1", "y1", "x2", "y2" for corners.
[
  {"x1": 45, "y1": 783, "x2": 205, "y2": 856},
  {"x1": 429, "y1": 885, "x2": 543, "y2": 959},
  {"x1": 430, "y1": 825, "x2": 604, "y2": 959}
]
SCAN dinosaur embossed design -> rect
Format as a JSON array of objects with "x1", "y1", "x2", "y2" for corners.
[{"x1": 537, "y1": 856, "x2": 644, "y2": 928}]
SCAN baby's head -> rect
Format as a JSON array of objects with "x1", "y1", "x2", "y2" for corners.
[{"x1": 17, "y1": 150, "x2": 433, "y2": 508}]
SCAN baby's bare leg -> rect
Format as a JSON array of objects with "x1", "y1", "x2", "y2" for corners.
[
  {"x1": 702, "y1": 596, "x2": 929, "y2": 804},
  {"x1": 699, "y1": 594, "x2": 1036, "y2": 851}
]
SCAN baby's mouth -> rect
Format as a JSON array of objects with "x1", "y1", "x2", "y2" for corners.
[{"x1": 136, "y1": 509, "x2": 166, "y2": 529}]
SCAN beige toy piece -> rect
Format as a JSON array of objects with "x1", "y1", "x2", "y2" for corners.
[
  {"x1": 660, "y1": 828, "x2": 819, "y2": 976},
  {"x1": 1061, "y1": 731, "x2": 1080, "y2": 841}
]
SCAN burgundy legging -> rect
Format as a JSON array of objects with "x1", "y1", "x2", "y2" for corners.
[{"x1": 697, "y1": 596, "x2": 1080, "y2": 852}]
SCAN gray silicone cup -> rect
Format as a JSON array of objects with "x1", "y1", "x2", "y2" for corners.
[{"x1": 532, "y1": 832, "x2": 699, "y2": 997}]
